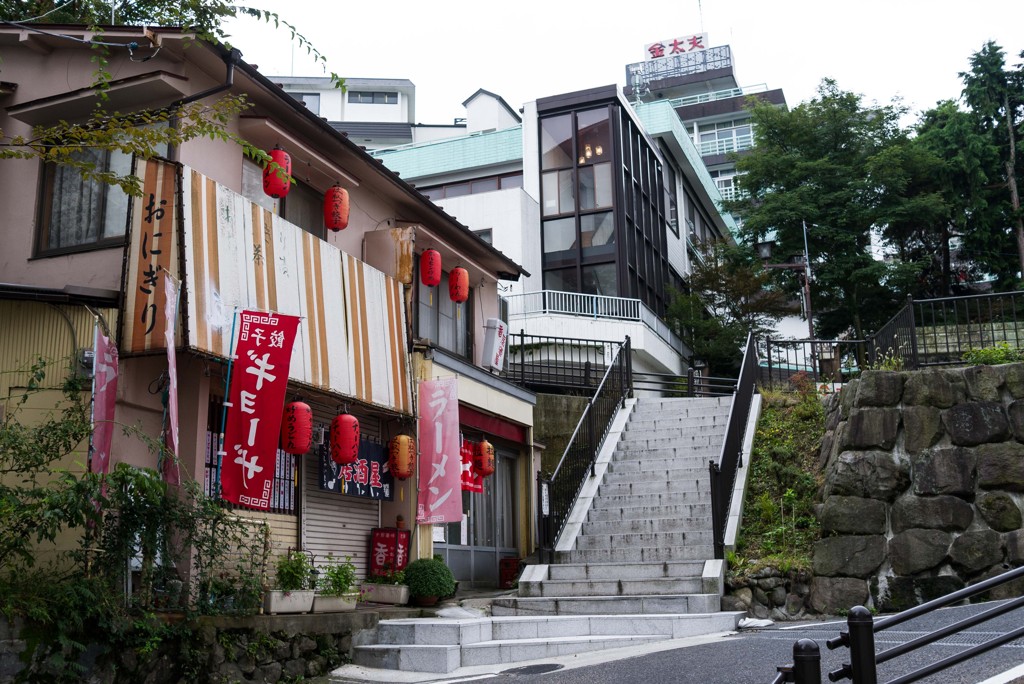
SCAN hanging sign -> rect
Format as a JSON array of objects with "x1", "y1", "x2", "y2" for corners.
[
  {"x1": 460, "y1": 438, "x2": 483, "y2": 493},
  {"x1": 416, "y1": 377, "x2": 461, "y2": 523},
  {"x1": 220, "y1": 310, "x2": 300, "y2": 510},
  {"x1": 319, "y1": 437, "x2": 394, "y2": 500},
  {"x1": 162, "y1": 270, "x2": 181, "y2": 485},
  {"x1": 90, "y1": 326, "x2": 119, "y2": 475}
]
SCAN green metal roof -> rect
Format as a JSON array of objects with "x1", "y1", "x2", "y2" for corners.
[{"x1": 371, "y1": 126, "x2": 523, "y2": 181}]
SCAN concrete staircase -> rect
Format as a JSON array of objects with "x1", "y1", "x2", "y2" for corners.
[{"x1": 344, "y1": 396, "x2": 744, "y2": 676}]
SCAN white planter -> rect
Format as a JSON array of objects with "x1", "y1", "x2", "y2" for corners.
[
  {"x1": 360, "y1": 583, "x2": 409, "y2": 605},
  {"x1": 263, "y1": 589, "x2": 315, "y2": 615},
  {"x1": 313, "y1": 592, "x2": 358, "y2": 613}
]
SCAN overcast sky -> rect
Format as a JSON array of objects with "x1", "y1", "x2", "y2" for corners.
[{"x1": 223, "y1": 1, "x2": 1024, "y2": 127}]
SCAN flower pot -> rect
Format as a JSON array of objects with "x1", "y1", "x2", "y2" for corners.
[
  {"x1": 263, "y1": 589, "x2": 315, "y2": 615},
  {"x1": 313, "y1": 592, "x2": 359, "y2": 613},
  {"x1": 411, "y1": 595, "x2": 438, "y2": 607},
  {"x1": 360, "y1": 583, "x2": 409, "y2": 605}
]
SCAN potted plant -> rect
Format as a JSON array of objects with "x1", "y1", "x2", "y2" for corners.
[
  {"x1": 313, "y1": 554, "x2": 359, "y2": 613},
  {"x1": 360, "y1": 565, "x2": 409, "y2": 605},
  {"x1": 404, "y1": 557, "x2": 456, "y2": 607},
  {"x1": 263, "y1": 550, "x2": 315, "y2": 614}
]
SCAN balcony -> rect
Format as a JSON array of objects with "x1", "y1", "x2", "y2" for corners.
[
  {"x1": 626, "y1": 45, "x2": 733, "y2": 93},
  {"x1": 503, "y1": 290, "x2": 689, "y2": 374},
  {"x1": 667, "y1": 83, "x2": 768, "y2": 108},
  {"x1": 697, "y1": 132, "x2": 754, "y2": 157}
]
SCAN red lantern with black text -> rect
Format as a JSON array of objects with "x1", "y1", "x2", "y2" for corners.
[
  {"x1": 388, "y1": 434, "x2": 416, "y2": 480},
  {"x1": 331, "y1": 413, "x2": 359, "y2": 465},
  {"x1": 263, "y1": 146, "x2": 292, "y2": 198},
  {"x1": 475, "y1": 439, "x2": 495, "y2": 478},
  {"x1": 281, "y1": 401, "x2": 313, "y2": 455},
  {"x1": 449, "y1": 267, "x2": 469, "y2": 303},
  {"x1": 324, "y1": 184, "x2": 350, "y2": 231},
  {"x1": 421, "y1": 249, "x2": 442, "y2": 287}
]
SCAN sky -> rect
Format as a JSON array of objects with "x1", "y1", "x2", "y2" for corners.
[{"x1": 222, "y1": 1, "x2": 1024, "y2": 127}]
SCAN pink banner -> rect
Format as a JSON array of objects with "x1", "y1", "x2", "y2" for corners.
[
  {"x1": 162, "y1": 271, "x2": 180, "y2": 485},
  {"x1": 416, "y1": 377, "x2": 461, "y2": 523},
  {"x1": 90, "y1": 327, "x2": 119, "y2": 475},
  {"x1": 220, "y1": 310, "x2": 300, "y2": 510}
]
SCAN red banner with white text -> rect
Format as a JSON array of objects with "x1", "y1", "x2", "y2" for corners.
[
  {"x1": 416, "y1": 377, "x2": 461, "y2": 523},
  {"x1": 461, "y1": 438, "x2": 483, "y2": 493},
  {"x1": 220, "y1": 310, "x2": 300, "y2": 510}
]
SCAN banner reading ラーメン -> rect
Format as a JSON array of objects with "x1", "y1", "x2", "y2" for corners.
[{"x1": 416, "y1": 377, "x2": 461, "y2": 523}]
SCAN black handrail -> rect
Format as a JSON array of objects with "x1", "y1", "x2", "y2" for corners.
[
  {"x1": 536, "y1": 336, "x2": 632, "y2": 564},
  {"x1": 709, "y1": 331, "x2": 757, "y2": 559},
  {"x1": 505, "y1": 331, "x2": 621, "y2": 393},
  {"x1": 773, "y1": 564, "x2": 1024, "y2": 683},
  {"x1": 631, "y1": 369, "x2": 738, "y2": 397}
]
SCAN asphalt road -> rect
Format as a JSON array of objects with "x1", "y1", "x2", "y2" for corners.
[{"x1": 471, "y1": 601, "x2": 1024, "y2": 684}]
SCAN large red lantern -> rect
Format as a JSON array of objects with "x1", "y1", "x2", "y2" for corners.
[
  {"x1": 331, "y1": 413, "x2": 360, "y2": 465},
  {"x1": 263, "y1": 146, "x2": 292, "y2": 198},
  {"x1": 420, "y1": 249, "x2": 442, "y2": 287},
  {"x1": 388, "y1": 434, "x2": 416, "y2": 480},
  {"x1": 281, "y1": 401, "x2": 313, "y2": 455},
  {"x1": 475, "y1": 439, "x2": 495, "y2": 478},
  {"x1": 324, "y1": 185, "x2": 350, "y2": 232},
  {"x1": 449, "y1": 267, "x2": 469, "y2": 303}
]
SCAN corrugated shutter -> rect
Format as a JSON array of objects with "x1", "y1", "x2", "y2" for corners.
[{"x1": 302, "y1": 406, "x2": 381, "y2": 578}]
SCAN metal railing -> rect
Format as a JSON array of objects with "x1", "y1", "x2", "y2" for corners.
[
  {"x1": 667, "y1": 83, "x2": 768, "y2": 108},
  {"x1": 626, "y1": 45, "x2": 734, "y2": 91},
  {"x1": 632, "y1": 368, "x2": 738, "y2": 397},
  {"x1": 772, "y1": 564, "x2": 1024, "y2": 683},
  {"x1": 709, "y1": 332, "x2": 757, "y2": 559},
  {"x1": 536, "y1": 337, "x2": 632, "y2": 563},
  {"x1": 504, "y1": 331, "x2": 620, "y2": 393},
  {"x1": 759, "y1": 338, "x2": 869, "y2": 390},
  {"x1": 504, "y1": 290, "x2": 687, "y2": 355},
  {"x1": 697, "y1": 132, "x2": 754, "y2": 157}
]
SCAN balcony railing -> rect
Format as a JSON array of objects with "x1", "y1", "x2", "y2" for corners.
[
  {"x1": 667, "y1": 83, "x2": 768, "y2": 108},
  {"x1": 697, "y1": 133, "x2": 754, "y2": 157},
  {"x1": 626, "y1": 45, "x2": 733, "y2": 92},
  {"x1": 504, "y1": 290, "x2": 686, "y2": 355}
]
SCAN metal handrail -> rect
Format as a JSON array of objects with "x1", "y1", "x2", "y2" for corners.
[
  {"x1": 773, "y1": 564, "x2": 1024, "y2": 683},
  {"x1": 709, "y1": 331, "x2": 757, "y2": 559},
  {"x1": 536, "y1": 336, "x2": 632, "y2": 563}
]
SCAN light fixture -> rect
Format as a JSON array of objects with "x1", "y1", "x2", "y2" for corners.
[
  {"x1": 584, "y1": 144, "x2": 593, "y2": 159},
  {"x1": 578, "y1": 155, "x2": 586, "y2": 165},
  {"x1": 595, "y1": 145, "x2": 603, "y2": 156}
]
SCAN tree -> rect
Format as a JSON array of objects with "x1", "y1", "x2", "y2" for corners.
[
  {"x1": 960, "y1": 41, "x2": 1024, "y2": 285},
  {"x1": 726, "y1": 80, "x2": 924, "y2": 340},
  {"x1": 0, "y1": 1, "x2": 341, "y2": 195},
  {"x1": 667, "y1": 241, "x2": 788, "y2": 376}
]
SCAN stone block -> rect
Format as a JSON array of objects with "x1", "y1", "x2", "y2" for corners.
[
  {"x1": 976, "y1": 442, "x2": 1024, "y2": 492},
  {"x1": 855, "y1": 371, "x2": 905, "y2": 407},
  {"x1": 942, "y1": 402, "x2": 1009, "y2": 446},
  {"x1": 809, "y1": 576, "x2": 868, "y2": 614},
  {"x1": 1008, "y1": 400, "x2": 1024, "y2": 442},
  {"x1": 891, "y1": 494, "x2": 974, "y2": 533},
  {"x1": 889, "y1": 529, "x2": 951, "y2": 575},
  {"x1": 902, "y1": 405, "x2": 944, "y2": 453},
  {"x1": 964, "y1": 365, "x2": 1004, "y2": 402},
  {"x1": 819, "y1": 496, "x2": 887, "y2": 535},
  {"x1": 1006, "y1": 530, "x2": 1024, "y2": 564},
  {"x1": 950, "y1": 529, "x2": 1003, "y2": 574},
  {"x1": 1004, "y1": 364, "x2": 1024, "y2": 399},
  {"x1": 825, "y1": 450, "x2": 910, "y2": 502},
  {"x1": 812, "y1": 535, "x2": 886, "y2": 578},
  {"x1": 876, "y1": 576, "x2": 965, "y2": 612},
  {"x1": 843, "y1": 408, "x2": 901, "y2": 450},
  {"x1": 903, "y1": 370, "x2": 957, "y2": 408},
  {"x1": 977, "y1": 492, "x2": 1023, "y2": 532},
  {"x1": 912, "y1": 446, "x2": 976, "y2": 497}
]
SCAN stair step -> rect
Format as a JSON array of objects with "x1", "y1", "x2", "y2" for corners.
[
  {"x1": 575, "y1": 530, "x2": 714, "y2": 550},
  {"x1": 606, "y1": 460, "x2": 714, "y2": 475},
  {"x1": 633, "y1": 397, "x2": 731, "y2": 411},
  {"x1": 614, "y1": 445, "x2": 723, "y2": 460},
  {"x1": 520, "y1": 577, "x2": 705, "y2": 597},
  {"x1": 491, "y1": 595, "x2": 729, "y2": 616},
  {"x1": 603, "y1": 466, "x2": 711, "y2": 483},
  {"x1": 598, "y1": 479, "x2": 707, "y2": 496},
  {"x1": 587, "y1": 503, "x2": 711, "y2": 521},
  {"x1": 591, "y1": 491, "x2": 711, "y2": 508},
  {"x1": 581, "y1": 516, "x2": 712, "y2": 535},
  {"x1": 546, "y1": 561, "x2": 706, "y2": 581},
  {"x1": 624, "y1": 420, "x2": 728, "y2": 434},
  {"x1": 620, "y1": 435, "x2": 724, "y2": 450},
  {"x1": 560, "y1": 546, "x2": 716, "y2": 563},
  {"x1": 460, "y1": 634, "x2": 669, "y2": 668}
]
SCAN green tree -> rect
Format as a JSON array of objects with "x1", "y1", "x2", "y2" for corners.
[
  {"x1": 726, "y1": 80, "x2": 923, "y2": 340},
  {"x1": 667, "y1": 241, "x2": 787, "y2": 376},
  {"x1": 960, "y1": 41, "x2": 1024, "y2": 285}
]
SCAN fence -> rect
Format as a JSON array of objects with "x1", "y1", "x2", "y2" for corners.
[
  {"x1": 536, "y1": 337, "x2": 632, "y2": 563},
  {"x1": 505, "y1": 331, "x2": 620, "y2": 393},
  {"x1": 772, "y1": 564, "x2": 1024, "y2": 683},
  {"x1": 632, "y1": 368, "x2": 738, "y2": 397}
]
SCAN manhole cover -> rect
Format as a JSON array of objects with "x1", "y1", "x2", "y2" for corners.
[{"x1": 501, "y1": 663, "x2": 565, "y2": 676}]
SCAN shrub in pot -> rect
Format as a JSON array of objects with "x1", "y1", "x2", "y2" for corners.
[
  {"x1": 404, "y1": 557, "x2": 456, "y2": 607},
  {"x1": 360, "y1": 567, "x2": 408, "y2": 605},
  {"x1": 313, "y1": 554, "x2": 359, "y2": 612},
  {"x1": 264, "y1": 550, "x2": 316, "y2": 614}
]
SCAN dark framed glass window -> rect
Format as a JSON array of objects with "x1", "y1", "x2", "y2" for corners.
[
  {"x1": 543, "y1": 267, "x2": 579, "y2": 293},
  {"x1": 281, "y1": 181, "x2": 326, "y2": 240},
  {"x1": 348, "y1": 91, "x2": 398, "y2": 104},
  {"x1": 578, "y1": 163, "x2": 613, "y2": 211},
  {"x1": 416, "y1": 267, "x2": 472, "y2": 359},
  {"x1": 540, "y1": 114, "x2": 572, "y2": 170},
  {"x1": 37, "y1": 148, "x2": 132, "y2": 255},
  {"x1": 541, "y1": 169, "x2": 574, "y2": 217},
  {"x1": 580, "y1": 212, "x2": 615, "y2": 258},
  {"x1": 292, "y1": 92, "x2": 321, "y2": 115},
  {"x1": 582, "y1": 263, "x2": 617, "y2": 297}
]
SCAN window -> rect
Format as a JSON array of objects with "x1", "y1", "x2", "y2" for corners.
[
  {"x1": 578, "y1": 163, "x2": 613, "y2": 211},
  {"x1": 417, "y1": 267, "x2": 472, "y2": 358},
  {"x1": 709, "y1": 169, "x2": 742, "y2": 201},
  {"x1": 541, "y1": 169, "x2": 574, "y2": 216},
  {"x1": 664, "y1": 163, "x2": 679, "y2": 236},
  {"x1": 540, "y1": 114, "x2": 572, "y2": 170},
  {"x1": 415, "y1": 173, "x2": 522, "y2": 200},
  {"x1": 348, "y1": 91, "x2": 398, "y2": 105},
  {"x1": 37, "y1": 147, "x2": 132, "y2": 254},
  {"x1": 292, "y1": 92, "x2": 320, "y2": 115},
  {"x1": 281, "y1": 181, "x2": 326, "y2": 240},
  {"x1": 696, "y1": 119, "x2": 754, "y2": 156},
  {"x1": 473, "y1": 229, "x2": 493, "y2": 244}
]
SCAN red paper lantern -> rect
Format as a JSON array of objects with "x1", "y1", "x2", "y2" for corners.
[
  {"x1": 449, "y1": 267, "x2": 469, "y2": 303},
  {"x1": 331, "y1": 413, "x2": 359, "y2": 465},
  {"x1": 281, "y1": 401, "x2": 313, "y2": 455},
  {"x1": 324, "y1": 185, "x2": 350, "y2": 232},
  {"x1": 475, "y1": 439, "x2": 495, "y2": 478},
  {"x1": 388, "y1": 434, "x2": 416, "y2": 480},
  {"x1": 263, "y1": 146, "x2": 292, "y2": 198},
  {"x1": 420, "y1": 249, "x2": 442, "y2": 287}
]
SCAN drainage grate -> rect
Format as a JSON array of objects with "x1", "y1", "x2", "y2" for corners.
[{"x1": 501, "y1": 664, "x2": 566, "y2": 676}]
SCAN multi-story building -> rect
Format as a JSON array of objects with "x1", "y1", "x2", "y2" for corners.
[{"x1": 0, "y1": 25, "x2": 535, "y2": 588}]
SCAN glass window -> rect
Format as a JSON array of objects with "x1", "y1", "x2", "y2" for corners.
[
  {"x1": 348, "y1": 91, "x2": 398, "y2": 104},
  {"x1": 473, "y1": 229, "x2": 493, "y2": 244},
  {"x1": 416, "y1": 268, "x2": 471, "y2": 358},
  {"x1": 293, "y1": 92, "x2": 320, "y2": 115},
  {"x1": 540, "y1": 114, "x2": 572, "y2": 170},
  {"x1": 578, "y1": 162, "x2": 613, "y2": 211},
  {"x1": 470, "y1": 178, "x2": 499, "y2": 193},
  {"x1": 445, "y1": 183, "x2": 470, "y2": 198},
  {"x1": 544, "y1": 267, "x2": 579, "y2": 293},
  {"x1": 582, "y1": 264, "x2": 617, "y2": 297},
  {"x1": 281, "y1": 181, "x2": 325, "y2": 239},
  {"x1": 541, "y1": 169, "x2": 574, "y2": 216},
  {"x1": 664, "y1": 163, "x2": 679, "y2": 236},
  {"x1": 542, "y1": 217, "x2": 576, "y2": 254},
  {"x1": 576, "y1": 107, "x2": 610, "y2": 166},
  {"x1": 242, "y1": 158, "x2": 277, "y2": 212},
  {"x1": 500, "y1": 174, "x2": 523, "y2": 189},
  {"x1": 38, "y1": 148, "x2": 132, "y2": 254},
  {"x1": 580, "y1": 212, "x2": 615, "y2": 258}
]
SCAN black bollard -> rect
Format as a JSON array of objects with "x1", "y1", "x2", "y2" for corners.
[
  {"x1": 793, "y1": 639, "x2": 821, "y2": 684},
  {"x1": 847, "y1": 606, "x2": 877, "y2": 684}
]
